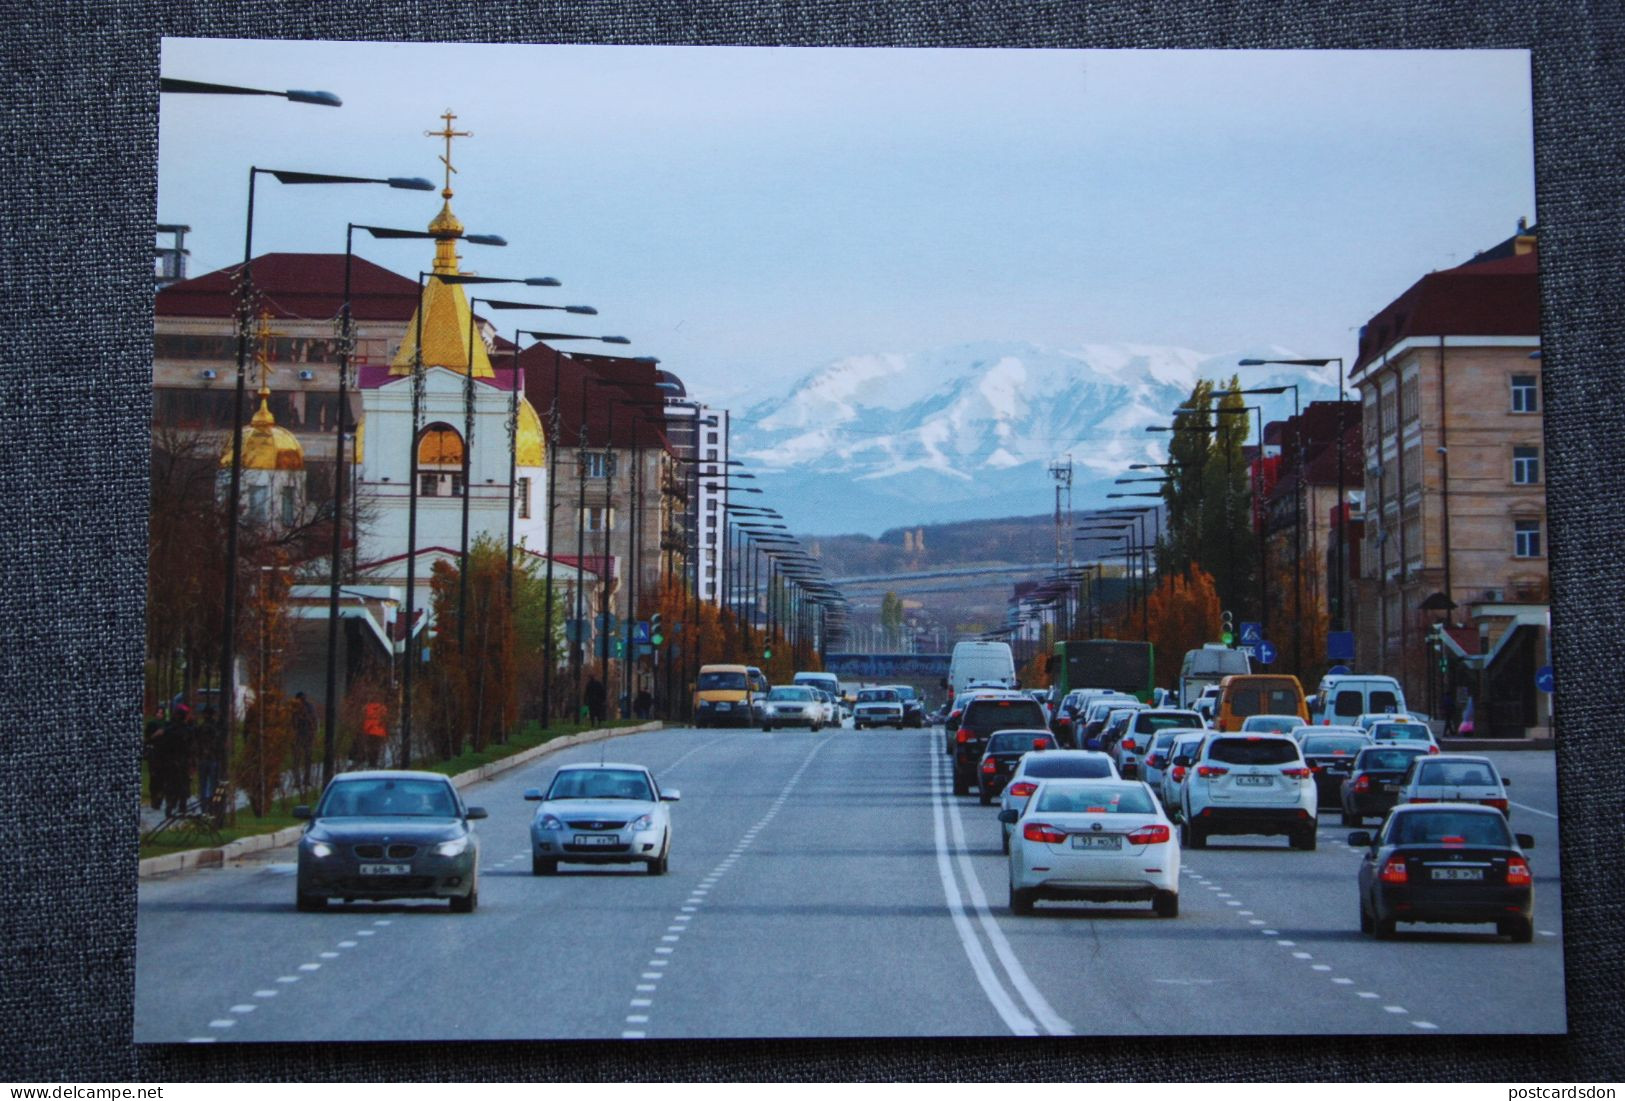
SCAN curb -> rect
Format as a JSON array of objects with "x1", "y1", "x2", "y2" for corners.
[
  {"x1": 1439, "y1": 737, "x2": 1555, "y2": 752},
  {"x1": 137, "y1": 720, "x2": 664, "y2": 879}
]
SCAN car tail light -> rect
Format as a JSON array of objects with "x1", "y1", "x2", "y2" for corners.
[
  {"x1": 1379, "y1": 858, "x2": 1409, "y2": 884},
  {"x1": 1353, "y1": 775, "x2": 1371, "y2": 792},
  {"x1": 1056, "y1": 717, "x2": 1072, "y2": 728},
  {"x1": 1122, "y1": 738, "x2": 1138, "y2": 752},
  {"x1": 981, "y1": 758, "x2": 997, "y2": 775},
  {"x1": 1308, "y1": 764, "x2": 1324, "y2": 773},
  {"x1": 1145, "y1": 754, "x2": 1163, "y2": 769},
  {"x1": 1440, "y1": 835, "x2": 1466, "y2": 845},
  {"x1": 1505, "y1": 857, "x2": 1532, "y2": 886},
  {"x1": 1408, "y1": 798, "x2": 1436, "y2": 805},
  {"x1": 1428, "y1": 745, "x2": 1440, "y2": 755},
  {"x1": 1482, "y1": 798, "x2": 1509, "y2": 812},
  {"x1": 1171, "y1": 766, "x2": 1186, "y2": 781},
  {"x1": 1126, "y1": 824, "x2": 1171, "y2": 845},
  {"x1": 1008, "y1": 781, "x2": 1037, "y2": 798},
  {"x1": 956, "y1": 728, "x2": 972, "y2": 744},
  {"x1": 1196, "y1": 765, "x2": 1228, "y2": 778},
  {"x1": 1281, "y1": 767, "x2": 1312, "y2": 779},
  {"x1": 1023, "y1": 822, "x2": 1068, "y2": 844}
]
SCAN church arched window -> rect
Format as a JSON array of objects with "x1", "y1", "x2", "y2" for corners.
[{"x1": 417, "y1": 424, "x2": 465, "y2": 497}]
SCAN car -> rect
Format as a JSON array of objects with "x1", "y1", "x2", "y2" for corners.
[
  {"x1": 997, "y1": 750, "x2": 1119, "y2": 852},
  {"x1": 1368, "y1": 718, "x2": 1441, "y2": 754},
  {"x1": 294, "y1": 771, "x2": 487, "y2": 913},
  {"x1": 1109, "y1": 708, "x2": 1205, "y2": 780},
  {"x1": 1291, "y1": 723, "x2": 1366, "y2": 743},
  {"x1": 1140, "y1": 727, "x2": 1204, "y2": 798},
  {"x1": 1159, "y1": 731, "x2": 1209, "y2": 814},
  {"x1": 976, "y1": 728, "x2": 1056, "y2": 806},
  {"x1": 1078, "y1": 696, "x2": 1138, "y2": 750},
  {"x1": 760, "y1": 685, "x2": 825, "y2": 731},
  {"x1": 1355, "y1": 711, "x2": 1420, "y2": 734},
  {"x1": 1296, "y1": 729, "x2": 1374, "y2": 805},
  {"x1": 853, "y1": 687, "x2": 905, "y2": 729},
  {"x1": 1239, "y1": 714, "x2": 1304, "y2": 735},
  {"x1": 1001, "y1": 778, "x2": 1180, "y2": 917},
  {"x1": 1093, "y1": 704, "x2": 1146, "y2": 754},
  {"x1": 1048, "y1": 689, "x2": 1088, "y2": 747},
  {"x1": 1395, "y1": 754, "x2": 1512, "y2": 818},
  {"x1": 1350, "y1": 804, "x2": 1536, "y2": 941},
  {"x1": 884, "y1": 684, "x2": 927, "y2": 728},
  {"x1": 1178, "y1": 732, "x2": 1318, "y2": 850},
  {"x1": 1340, "y1": 744, "x2": 1432, "y2": 826},
  {"x1": 943, "y1": 685, "x2": 1015, "y2": 753},
  {"x1": 950, "y1": 692, "x2": 1051, "y2": 796},
  {"x1": 524, "y1": 762, "x2": 679, "y2": 875}
]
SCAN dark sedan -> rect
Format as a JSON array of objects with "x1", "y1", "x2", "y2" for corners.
[
  {"x1": 1350, "y1": 804, "x2": 1535, "y2": 941},
  {"x1": 1298, "y1": 731, "x2": 1372, "y2": 805},
  {"x1": 294, "y1": 771, "x2": 487, "y2": 913},
  {"x1": 976, "y1": 728, "x2": 1055, "y2": 805},
  {"x1": 1339, "y1": 744, "x2": 1430, "y2": 826}
]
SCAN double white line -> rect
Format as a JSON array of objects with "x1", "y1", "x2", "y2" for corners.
[{"x1": 929, "y1": 741, "x2": 1073, "y2": 1036}]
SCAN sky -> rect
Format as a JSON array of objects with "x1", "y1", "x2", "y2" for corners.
[{"x1": 157, "y1": 41, "x2": 1535, "y2": 411}]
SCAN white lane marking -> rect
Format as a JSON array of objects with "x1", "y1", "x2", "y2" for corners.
[
  {"x1": 229, "y1": 1005, "x2": 256, "y2": 1014},
  {"x1": 648, "y1": 959, "x2": 667, "y2": 967},
  {"x1": 319, "y1": 952, "x2": 340, "y2": 959},
  {"x1": 298, "y1": 963, "x2": 321, "y2": 971},
  {"x1": 661, "y1": 935, "x2": 679, "y2": 942},
  {"x1": 1237, "y1": 910, "x2": 1254, "y2": 916},
  {"x1": 1509, "y1": 801, "x2": 1558, "y2": 820},
  {"x1": 1333, "y1": 978, "x2": 1354, "y2": 985},
  {"x1": 357, "y1": 930, "x2": 375, "y2": 937},
  {"x1": 1357, "y1": 992, "x2": 1379, "y2": 999},
  {"x1": 1539, "y1": 930, "x2": 1557, "y2": 937},
  {"x1": 253, "y1": 990, "x2": 278, "y2": 998},
  {"x1": 622, "y1": 1030, "x2": 646, "y2": 1038},
  {"x1": 1413, "y1": 1021, "x2": 1439, "y2": 1030},
  {"x1": 275, "y1": 976, "x2": 300, "y2": 984},
  {"x1": 1312, "y1": 965, "x2": 1332, "y2": 972},
  {"x1": 1249, "y1": 920, "x2": 1266, "y2": 925},
  {"x1": 655, "y1": 946, "x2": 674, "y2": 955},
  {"x1": 637, "y1": 984, "x2": 657, "y2": 992},
  {"x1": 675, "y1": 915, "x2": 693, "y2": 922},
  {"x1": 929, "y1": 746, "x2": 1038, "y2": 1036},
  {"x1": 1384, "y1": 1006, "x2": 1408, "y2": 1014},
  {"x1": 631, "y1": 999, "x2": 653, "y2": 1007},
  {"x1": 1262, "y1": 930, "x2": 1279, "y2": 936},
  {"x1": 666, "y1": 925, "x2": 685, "y2": 932},
  {"x1": 208, "y1": 1020, "x2": 236, "y2": 1029},
  {"x1": 626, "y1": 1015, "x2": 649, "y2": 1024},
  {"x1": 642, "y1": 972, "x2": 662, "y2": 980},
  {"x1": 1276, "y1": 941, "x2": 1296, "y2": 947},
  {"x1": 187, "y1": 1037, "x2": 217, "y2": 1044},
  {"x1": 373, "y1": 919, "x2": 392, "y2": 926},
  {"x1": 337, "y1": 941, "x2": 357, "y2": 948},
  {"x1": 1292, "y1": 951, "x2": 1313, "y2": 959},
  {"x1": 1225, "y1": 901, "x2": 1242, "y2": 907}
]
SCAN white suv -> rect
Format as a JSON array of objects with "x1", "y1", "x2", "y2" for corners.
[{"x1": 1180, "y1": 733, "x2": 1318, "y2": 850}]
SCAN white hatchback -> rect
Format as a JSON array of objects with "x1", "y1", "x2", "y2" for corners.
[{"x1": 1002, "y1": 778, "x2": 1180, "y2": 917}]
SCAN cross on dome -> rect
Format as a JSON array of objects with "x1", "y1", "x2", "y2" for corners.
[{"x1": 425, "y1": 108, "x2": 472, "y2": 200}]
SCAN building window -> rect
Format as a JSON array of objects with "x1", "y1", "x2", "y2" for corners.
[
  {"x1": 706, "y1": 448, "x2": 718, "y2": 461},
  {"x1": 517, "y1": 476, "x2": 531, "y2": 519},
  {"x1": 1511, "y1": 374, "x2": 1539, "y2": 413},
  {"x1": 707, "y1": 431, "x2": 718, "y2": 444},
  {"x1": 281, "y1": 485, "x2": 296, "y2": 526},
  {"x1": 417, "y1": 425, "x2": 464, "y2": 496},
  {"x1": 705, "y1": 531, "x2": 716, "y2": 545},
  {"x1": 247, "y1": 484, "x2": 267, "y2": 522},
  {"x1": 419, "y1": 472, "x2": 464, "y2": 497},
  {"x1": 705, "y1": 498, "x2": 717, "y2": 512},
  {"x1": 583, "y1": 451, "x2": 610, "y2": 479},
  {"x1": 1512, "y1": 446, "x2": 1540, "y2": 485},
  {"x1": 583, "y1": 506, "x2": 614, "y2": 532},
  {"x1": 1514, "y1": 519, "x2": 1542, "y2": 558}
]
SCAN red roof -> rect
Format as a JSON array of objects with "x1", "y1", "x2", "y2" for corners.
[
  {"x1": 156, "y1": 252, "x2": 426, "y2": 323},
  {"x1": 1352, "y1": 245, "x2": 1539, "y2": 375},
  {"x1": 520, "y1": 344, "x2": 672, "y2": 450}
]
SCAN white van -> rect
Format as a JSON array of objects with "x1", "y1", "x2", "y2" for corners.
[
  {"x1": 1312, "y1": 674, "x2": 1406, "y2": 725},
  {"x1": 1179, "y1": 645, "x2": 1252, "y2": 708},
  {"x1": 945, "y1": 640, "x2": 1017, "y2": 704}
]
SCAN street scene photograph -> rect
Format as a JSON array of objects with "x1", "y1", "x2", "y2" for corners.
[{"x1": 138, "y1": 39, "x2": 1560, "y2": 1042}]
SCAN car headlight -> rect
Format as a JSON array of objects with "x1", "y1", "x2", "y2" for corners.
[
  {"x1": 629, "y1": 813, "x2": 654, "y2": 832},
  {"x1": 434, "y1": 836, "x2": 469, "y2": 857},
  {"x1": 538, "y1": 813, "x2": 566, "y2": 831},
  {"x1": 306, "y1": 840, "x2": 333, "y2": 859}
]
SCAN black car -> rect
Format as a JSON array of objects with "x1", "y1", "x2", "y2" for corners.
[
  {"x1": 1340, "y1": 744, "x2": 1430, "y2": 826},
  {"x1": 1351, "y1": 804, "x2": 1536, "y2": 941},
  {"x1": 951, "y1": 694, "x2": 1049, "y2": 796},
  {"x1": 885, "y1": 684, "x2": 927, "y2": 728},
  {"x1": 976, "y1": 728, "x2": 1055, "y2": 805},
  {"x1": 1048, "y1": 693, "x2": 1085, "y2": 748},
  {"x1": 1298, "y1": 731, "x2": 1373, "y2": 805}
]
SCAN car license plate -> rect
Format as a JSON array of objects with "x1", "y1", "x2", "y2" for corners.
[
  {"x1": 1383, "y1": 782, "x2": 1401, "y2": 792},
  {"x1": 1070, "y1": 835, "x2": 1122, "y2": 850},
  {"x1": 714, "y1": 702, "x2": 731, "y2": 711},
  {"x1": 358, "y1": 863, "x2": 410, "y2": 875},
  {"x1": 1235, "y1": 775, "x2": 1272, "y2": 786},
  {"x1": 573, "y1": 834, "x2": 616, "y2": 846},
  {"x1": 1431, "y1": 867, "x2": 1484, "y2": 881}
]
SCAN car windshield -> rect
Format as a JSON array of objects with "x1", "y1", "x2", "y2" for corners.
[
  {"x1": 892, "y1": 686, "x2": 917, "y2": 700},
  {"x1": 965, "y1": 699, "x2": 1047, "y2": 734},
  {"x1": 1227, "y1": 683, "x2": 1301, "y2": 718},
  {"x1": 1024, "y1": 756, "x2": 1114, "y2": 779},
  {"x1": 1372, "y1": 722, "x2": 1428, "y2": 742},
  {"x1": 988, "y1": 731, "x2": 1052, "y2": 754},
  {"x1": 319, "y1": 778, "x2": 457, "y2": 818},
  {"x1": 1356, "y1": 747, "x2": 1426, "y2": 772},
  {"x1": 1418, "y1": 761, "x2": 1498, "y2": 786},
  {"x1": 1301, "y1": 735, "x2": 1369, "y2": 755},
  {"x1": 698, "y1": 671, "x2": 747, "y2": 691},
  {"x1": 857, "y1": 689, "x2": 898, "y2": 703},
  {"x1": 1208, "y1": 737, "x2": 1301, "y2": 766},
  {"x1": 546, "y1": 768, "x2": 654, "y2": 801},
  {"x1": 1241, "y1": 715, "x2": 1300, "y2": 733},
  {"x1": 768, "y1": 687, "x2": 812, "y2": 701},
  {"x1": 1135, "y1": 712, "x2": 1201, "y2": 733},
  {"x1": 1386, "y1": 810, "x2": 1512, "y2": 847},
  {"x1": 1034, "y1": 784, "x2": 1155, "y2": 814}
]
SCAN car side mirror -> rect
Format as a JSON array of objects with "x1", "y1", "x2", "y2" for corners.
[
  {"x1": 1501, "y1": 777, "x2": 1511, "y2": 786},
  {"x1": 1347, "y1": 831, "x2": 1372, "y2": 847},
  {"x1": 1172, "y1": 756, "x2": 1192, "y2": 768},
  {"x1": 661, "y1": 790, "x2": 682, "y2": 802},
  {"x1": 292, "y1": 805, "x2": 312, "y2": 820},
  {"x1": 465, "y1": 806, "x2": 488, "y2": 820},
  {"x1": 523, "y1": 788, "x2": 543, "y2": 801},
  {"x1": 1516, "y1": 833, "x2": 1535, "y2": 849},
  {"x1": 997, "y1": 809, "x2": 1019, "y2": 824}
]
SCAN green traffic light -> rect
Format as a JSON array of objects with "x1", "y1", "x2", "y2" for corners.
[
  {"x1": 763, "y1": 648, "x2": 773, "y2": 660},
  {"x1": 1221, "y1": 632, "x2": 1234, "y2": 645}
]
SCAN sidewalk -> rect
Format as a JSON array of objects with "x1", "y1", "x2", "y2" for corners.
[{"x1": 137, "y1": 720, "x2": 663, "y2": 878}]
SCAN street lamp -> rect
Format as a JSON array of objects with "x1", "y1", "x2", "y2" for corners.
[
  {"x1": 160, "y1": 77, "x2": 343, "y2": 107},
  {"x1": 1234, "y1": 378, "x2": 1304, "y2": 675},
  {"x1": 219, "y1": 167, "x2": 433, "y2": 786},
  {"x1": 1177, "y1": 402, "x2": 1269, "y2": 637}
]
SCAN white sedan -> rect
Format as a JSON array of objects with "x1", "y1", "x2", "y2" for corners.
[
  {"x1": 524, "y1": 762, "x2": 679, "y2": 876},
  {"x1": 1001, "y1": 778, "x2": 1180, "y2": 917}
]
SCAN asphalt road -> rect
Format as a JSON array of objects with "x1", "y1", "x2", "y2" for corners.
[{"x1": 135, "y1": 725, "x2": 1566, "y2": 1041}]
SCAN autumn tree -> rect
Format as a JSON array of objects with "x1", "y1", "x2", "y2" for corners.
[{"x1": 1144, "y1": 565, "x2": 1223, "y2": 673}]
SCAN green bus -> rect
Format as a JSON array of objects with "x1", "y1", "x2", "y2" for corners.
[{"x1": 1050, "y1": 640, "x2": 1156, "y2": 703}]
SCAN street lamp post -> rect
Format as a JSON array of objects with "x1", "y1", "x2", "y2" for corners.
[{"x1": 1234, "y1": 380, "x2": 1303, "y2": 676}]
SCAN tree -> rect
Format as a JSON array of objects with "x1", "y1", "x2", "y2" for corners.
[
  {"x1": 880, "y1": 590, "x2": 904, "y2": 649},
  {"x1": 1144, "y1": 565, "x2": 1223, "y2": 672}
]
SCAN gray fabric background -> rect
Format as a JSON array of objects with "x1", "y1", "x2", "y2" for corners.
[{"x1": 3, "y1": 0, "x2": 1620, "y2": 1082}]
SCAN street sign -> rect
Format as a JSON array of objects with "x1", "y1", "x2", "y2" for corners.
[
  {"x1": 1326, "y1": 664, "x2": 1351, "y2": 676},
  {"x1": 594, "y1": 613, "x2": 620, "y2": 635},
  {"x1": 1535, "y1": 665, "x2": 1554, "y2": 693},
  {"x1": 1326, "y1": 631, "x2": 1355, "y2": 661},
  {"x1": 1239, "y1": 621, "x2": 1262, "y2": 646},
  {"x1": 1239, "y1": 645, "x2": 1258, "y2": 659},
  {"x1": 632, "y1": 621, "x2": 650, "y2": 644},
  {"x1": 1255, "y1": 640, "x2": 1278, "y2": 665}
]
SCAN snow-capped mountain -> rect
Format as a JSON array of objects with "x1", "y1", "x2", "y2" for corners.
[{"x1": 732, "y1": 341, "x2": 1341, "y2": 536}]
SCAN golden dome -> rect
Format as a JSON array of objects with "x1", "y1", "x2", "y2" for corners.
[
  {"x1": 517, "y1": 397, "x2": 546, "y2": 467},
  {"x1": 223, "y1": 383, "x2": 305, "y2": 471}
]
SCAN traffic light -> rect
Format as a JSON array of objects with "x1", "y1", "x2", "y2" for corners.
[
  {"x1": 650, "y1": 613, "x2": 664, "y2": 647},
  {"x1": 763, "y1": 646, "x2": 773, "y2": 660},
  {"x1": 1220, "y1": 611, "x2": 1235, "y2": 646}
]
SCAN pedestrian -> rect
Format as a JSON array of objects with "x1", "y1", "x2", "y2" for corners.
[
  {"x1": 584, "y1": 676, "x2": 607, "y2": 724},
  {"x1": 195, "y1": 705, "x2": 224, "y2": 805},
  {"x1": 1441, "y1": 688, "x2": 1456, "y2": 737},
  {"x1": 160, "y1": 704, "x2": 195, "y2": 817},
  {"x1": 360, "y1": 700, "x2": 388, "y2": 768},
  {"x1": 143, "y1": 710, "x2": 168, "y2": 811},
  {"x1": 634, "y1": 687, "x2": 653, "y2": 719},
  {"x1": 291, "y1": 690, "x2": 318, "y2": 792}
]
